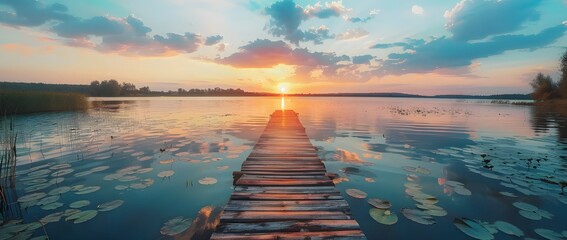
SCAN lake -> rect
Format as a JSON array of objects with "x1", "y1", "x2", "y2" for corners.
[{"x1": 1, "y1": 97, "x2": 566, "y2": 239}]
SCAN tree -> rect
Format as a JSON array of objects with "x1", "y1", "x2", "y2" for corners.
[
  {"x1": 558, "y1": 48, "x2": 567, "y2": 98},
  {"x1": 89, "y1": 81, "x2": 100, "y2": 96},
  {"x1": 121, "y1": 82, "x2": 137, "y2": 96},
  {"x1": 139, "y1": 86, "x2": 150, "y2": 94},
  {"x1": 530, "y1": 73, "x2": 558, "y2": 101}
]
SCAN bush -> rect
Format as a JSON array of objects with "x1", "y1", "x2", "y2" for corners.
[
  {"x1": 530, "y1": 73, "x2": 558, "y2": 101},
  {"x1": 0, "y1": 91, "x2": 88, "y2": 115}
]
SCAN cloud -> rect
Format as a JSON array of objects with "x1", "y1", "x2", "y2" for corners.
[
  {"x1": 346, "y1": 9, "x2": 379, "y2": 23},
  {"x1": 304, "y1": 1, "x2": 349, "y2": 18},
  {"x1": 0, "y1": 0, "x2": 73, "y2": 27},
  {"x1": 374, "y1": 24, "x2": 567, "y2": 75},
  {"x1": 411, "y1": 5, "x2": 424, "y2": 15},
  {"x1": 217, "y1": 39, "x2": 373, "y2": 82},
  {"x1": 0, "y1": 1, "x2": 222, "y2": 57},
  {"x1": 444, "y1": 0, "x2": 542, "y2": 41},
  {"x1": 352, "y1": 55, "x2": 373, "y2": 64},
  {"x1": 336, "y1": 28, "x2": 369, "y2": 40},
  {"x1": 264, "y1": 0, "x2": 348, "y2": 45},
  {"x1": 205, "y1": 35, "x2": 223, "y2": 46}
]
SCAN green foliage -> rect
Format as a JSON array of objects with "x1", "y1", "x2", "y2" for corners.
[
  {"x1": 0, "y1": 82, "x2": 89, "y2": 94},
  {"x1": 90, "y1": 80, "x2": 150, "y2": 96},
  {"x1": 0, "y1": 91, "x2": 88, "y2": 114}
]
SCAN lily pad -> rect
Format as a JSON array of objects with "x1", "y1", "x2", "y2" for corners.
[
  {"x1": 198, "y1": 177, "x2": 218, "y2": 185},
  {"x1": 536, "y1": 209, "x2": 553, "y2": 219},
  {"x1": 66, "y1": 210, "x2": 98, "y2": 224},
  {"x1": 24, "y1": 183, "x2": 53, "y2": 192},
  {"x1": 70, "y1": 200, "x2": 91, "y2": 208},
  {"x1": 534, "y1": 228, "x2": 564, "y2": 240},
  {"x1": 18, "y1": 193, "x2": 47, "y2": 203},
  {"x1": 453, "y1": 218, "x2": 494, "y2": 240},
  {"x1": 453, "y1": 186, "x2": 472, "y2": 196},
  {"x1": 494, "y1": 221, "x2": 523, "y2": 237},
  {"x1": 40, "y1": 212, "x2": 64, "y2": 223},
  {"x1": 74, "y1": 186, "x2": 101, "y2": 195},
  {"x1": 425, "y1": 208, "x2": 447, "y2": 217},
  {"x1": 512, "y1": 201, "x2": 537, "y2": 211},
  {"x1": 159, "y1": 159, "x2": 175, "y2": 164},
  {"x1": 115, "y1": 185, "x2": 128, "y2": 190},
  {"x1": 158, "y1": 170, "x2": 175, "y2": 178},
  {"x1": 369, "y1": 208, "x2": 398, "y2": 225},
  {"x1": 130, "y1": 183, "x2": 147, "y2": 189},
  {"x1": 368, "y1": 198, "x2": 392, "y2": 209},
  {"x1": 345, "y1": 189, "x2": 367, "y2": 199},
  {"x1": 49, "y1": 163, "x2": 71, "y2": 170},
  {"x1": 499, "y1": 191, "x2": 517, "y2": 197},
  {"x1": 74, "y1": 171, "x2": 93, "y2": 177},
  {"x1": 136, "y1": 168, "x2": 153, "y2": 174},
  {"x1": 138, "y1": 156, "x2": 152, "y2": 161},
  {"x1": 41, "y1": 202, "x2": 64, "y2": 210},
  {"x1": 90, "y1": 166, "x2": 109, "y2": 172},
  {"x1": 51, "y1": 169, "x2": 74, "y2": 177},
  {"x1": 119, "y1": 175, "x2": 139, "y2": 182},
  {"x1": 518, "y1": 210, "x2": 542, "y2": 220},
  {"x1": 160, "y1": 216, "x2": 192, "y2": 236},
  {"x1": 98, "y1": 200, "x2": 124, "y2": 212},
  {"x1": 37, "y1": 195, "x2": 60, "y2": 206},
  {"x1": 401, "y1": 208, "x2": 435, "y2": 225},
  {"x1": 217, "y1": 166, "x2": 229, "y2": 171}
]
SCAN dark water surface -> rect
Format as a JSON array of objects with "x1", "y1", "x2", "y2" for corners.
[{"x1": 1, "y1": 97, "x2": 566, "y2": 239}]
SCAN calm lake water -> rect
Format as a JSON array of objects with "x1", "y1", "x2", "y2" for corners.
[{"x1": 1, "y1": 97, "x2": 566, "y2": 239}]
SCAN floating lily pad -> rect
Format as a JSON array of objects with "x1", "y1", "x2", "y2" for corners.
[
  {"x1": 401, "y1": 208, "x2": 435, "y2": 225},
  {"x1": 413, "y1": 197, "x2": 439, "y2": 205},
  {"x1": 332, "y1": 177, "x2": 349, "y2": 184},
  {"x1": 119, "y1": 175, "x2": 139, "y2": 182},
  {"x1": 143, "y1": 178, "x2": 155, "y2": 186},
  {"x1": 453, "y1": 186, "x2": 472, "y2": 196},
  {"x1": 37, "y1": 195, "x2": 60, "y2": 206},
  {"x1": 74, "y1": 171, "x2": 93, "y2": 177},
  {"x1": 536, "y1": 209, "x2": 554, "y2": 219},
  {"x1": 518, "y1": 210, "x2": 541, "y2": 220},
  {"x1": 23, "y1": 179, "x2": 48, "y2": 185},
  {"x1": 64, "y1": 209, "x2": 81, "y2": 217},
  {"x1": 534, "y1": 228, "x2": 564, "y2": 240},
  {"x1": 66, "y1": 210, "x2": 98, "y2": 224},
  {"x1": 499, "y1": 192, "x2": 517, "y2": 197},
  {"x1": 404, "y1": 182, "x2": 421, "y2": 190},
  {"x1": 70, "y1": 200, "x2": 90, "y2": 208},
  {"x1": 368, "y1": 198, "x2": 391, "y2": 209},
  {"x1": 114, "y1": 185, "x2": 128, "y2": 190},
  {"x1": 118, "y1": 166, "x2": 142, "y2": 174},
  {"x1": 136, "y1": 168, "x2": 153, "y2": 174},
  {"x1": 47, "y1": 186, "x2": 70, "y2": 196},
  {"x1": 494, "y1": 221, "x2": 523, "y2": 237},
  {"x1": 41, "y1": 202, "x2": 63, "y2": 210},
  {"x1": 40, "y1": 212, "x2": 64, "y2": 223},
  {"x1": 160, "y1": 216, "x2": 192, "y2": 236},
  {"x1": 49, "y1": 163, "x2": 71, "y2": 170},
  {"x1": 346, "y1": 189, "x2": 367, "y2": 199},
  {"x1": 51, "y1": 169, "x2": 74, "y2": 177},
  {"x1": 18, "y1": 193, "x2": 47, "y2": 203},
  {"x1": 90, "y1": 166, "x2": 109, "y2": 172},
  {"x1": 369, "y1": 208, "x2": 398, "y2": 225},
  {"x1": 98, "y1": 200, "x2": 124, "y2": 212},
  {"x1": 130, "y1": 183, "x2": 147, "y2": 189},
  {"x1": 217, "y1": 166, "x2": 229, "y2": 171},
  {"x1": 158, "y1": 170, "x2": 175, "y2": 178},
  {"x1": 453, "y1": 218, "x2": 494, "y2": 240},
  {"x1": 159, "y1": 159, "x2": 175, "y2": 164},
  {"x1": 199, "y1": 177, "x2": 218, "y2": 185},
  {"x1": 74, "y1": 186, "x2": 101, "y2": 195},
  {"x1": 512, "y1": 201, "x2": 537, "y2": 211},
  {"x1": 138, "y1": 156, "x2": 152, "y2": 161},
  {"x1": 364, "y1": 178, "x2": 376, "y2": 183},
  {"x1": 27, "y1": 169, "x2": 51, "y2": 177},
  {"x1": 104, "y1": 174, "x2": 123, "y2": 181},
  {"x1": 425, "y1": 208, "x2": 447, "y2": 217},
  {"x1": 25, "y1": 183, "x2": 53, "y2": 192}
]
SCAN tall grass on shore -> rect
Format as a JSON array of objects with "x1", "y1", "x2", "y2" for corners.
[
  {"x1": 0, "y1": 116, "x2": 20, "y2": 221},
  {"x1": 0, "y1": 91, "x2": 88, "y2": 115}
]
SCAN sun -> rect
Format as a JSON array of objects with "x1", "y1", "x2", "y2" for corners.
[
  {"x1": 277, "y1": 83, "x2": 289, "y2": 94},
  {"x1": 280, "y1": 87, "x2": 287, "y2": 93}
]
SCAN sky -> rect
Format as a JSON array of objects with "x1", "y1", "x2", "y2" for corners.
[{"x1": 1, "y1": 0, "x2": 566, "y2": 95}]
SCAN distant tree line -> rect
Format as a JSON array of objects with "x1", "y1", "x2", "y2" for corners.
[
  {"x1": 89, "y1": 80, "x2": 150, "y2": 97},
  {"x1": 0, "y1": 82, "x2": 89, "y2": 94},
  {"x1": 174, "y1": 87, "x2": 246, "y2": 96},
  {"x1": 530, "y1": 49, "x2": 567, "y2": 101}
]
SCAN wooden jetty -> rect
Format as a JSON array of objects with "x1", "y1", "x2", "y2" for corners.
[{"x1": 211, "y1": 110, "x2": 365, "y2": 239}]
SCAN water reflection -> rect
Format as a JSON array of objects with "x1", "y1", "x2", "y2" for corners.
[{"x1": 3, "y1": 97, "x2": 567, "y2": 240}]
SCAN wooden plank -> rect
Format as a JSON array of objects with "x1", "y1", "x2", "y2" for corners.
[
  {"x1": 237, "y1": 171, "x2": 326, "y2": 176},
  {"x1": 230, "y1": 192, "x2": 343, "y2": 200},
  {"x1": 234, "y1": 186, "x2": 336, "y2": 193},
  {"x1": 236, "y1": 178, "x2": 334, "y2": 186},
  {"x1": 220, "y1": 210, "x2": 353, "y2": 221},
  {"x1": 210, "y1": 230, "x2": 366, "y2": 240},
  {"x1": 215, "y1": 220, "x2": 361, "y2": 233}
]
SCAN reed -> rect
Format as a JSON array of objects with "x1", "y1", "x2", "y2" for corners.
[
  {"x1": 0, "y1": 116, "x2": 19, "y2": 221},
  {"x1": 0, "y1": 91, "x2": 88, "y2": 115}
]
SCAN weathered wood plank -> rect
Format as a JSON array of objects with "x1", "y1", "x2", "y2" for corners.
[
  {"x1": 215, "y1": 220, "x2": 361, "y2": 233},
  {"x1": 220, "y1": 210, "x2": 353, "y2": 221},
  {"x1": 236, "y1": 178, "x2": 334, "y2": 186},
  {"x1": 230, "y1": 192, "x2": 343, "y2": 200},
  {"x1": 210, "y1": 230, "x2": 366, "y2": 240}
]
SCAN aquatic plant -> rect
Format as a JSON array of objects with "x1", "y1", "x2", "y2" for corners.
[{"x1": 0, "y1": 116, "x2": 20, "y2": 221}]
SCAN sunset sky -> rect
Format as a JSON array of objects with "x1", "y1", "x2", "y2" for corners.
[{"x1": 1, "y1": 0, "x2": 566, "y2": 94}]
